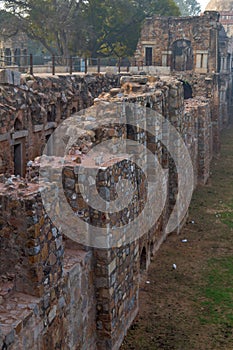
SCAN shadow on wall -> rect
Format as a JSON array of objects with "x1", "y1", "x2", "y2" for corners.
[
  {"x1": 172, "y1": 40, "x2": 193, "y2": 71},
  {"x1": 179, "y1": 79, "x2": 193, "y2": 99},
  {"x1": 140, "y1": 246, "x2": 147, "y2": 272}
]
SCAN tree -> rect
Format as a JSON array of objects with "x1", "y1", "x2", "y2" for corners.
[
  {"x1": 2, "y1": 0, "x2": 86, "y2": 59},
  {"x1": 2, "y1": 0, "x2": 181, "y2": 59},
  {"x1": 174, "y1": 0, "x2": 201, "y2": 16},
  {"x1": 82, "y1": 0, "x2": 142, "y2": 57},
  {"x1": 83, "y1": 0, "x2": 180, "y2": 57},
  {"x1": 132, "y1": 0, "x2": 180, "y2": 17},
  {"x1": 0, "y1": 10, "x2": 21, "y2": 38}
]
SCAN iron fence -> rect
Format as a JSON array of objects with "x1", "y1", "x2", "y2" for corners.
[{"x1": 0, "y1": 54, "x2": 135, "y2": 75}]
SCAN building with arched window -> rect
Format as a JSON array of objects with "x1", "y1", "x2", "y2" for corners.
[
  {"x1": 134, "y1": 11, "x2": 232, "y2": 74},
  {"x1": 0, "y1": 32, "x2": 28, "y2": 69}
]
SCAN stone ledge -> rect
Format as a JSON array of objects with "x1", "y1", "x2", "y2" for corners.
[
  {"x1": 12, "y1": 130, "x2": 28, "y2": 140},
  {"x1": 0, "y1": 292, "x2": 40, "y2": 349},
  {"x1": 0, "y1": 133, "x2": 9, "y2": 142},
  {"x1": 33, "y1": 125, "x2": 43, "y2": 133},
  {"x1": 45, "y1": 122, "x2": 57, "y2": 131},
  {"x1": 63, "y1": 248, "x2": 92, "y2": 272}
]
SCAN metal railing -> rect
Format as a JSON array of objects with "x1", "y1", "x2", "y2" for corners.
[
  {"x1": 0, "y1": 54, "x2": 134, "y2": 75},
  {"x1": 0, "y1": 54, "x2": 171, "y2": 76}
]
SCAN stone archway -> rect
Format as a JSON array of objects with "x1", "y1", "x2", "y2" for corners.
[
  {"x1": 14, "y1": 117, "x2": 23, "y2": 131},
  {"x1": 172, "y1": 39, "x2": 193, "y2": 71},
  {"x1": 140, "y1": 247, "x2": 147, "y2": 272}
]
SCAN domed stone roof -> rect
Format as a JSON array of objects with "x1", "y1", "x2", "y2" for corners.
[{"x1": 205, "y1": 0, "x2": 233, "y2": 11}]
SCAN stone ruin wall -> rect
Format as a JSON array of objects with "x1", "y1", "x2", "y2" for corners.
[
  {"x1": 135, "y1": 11, "x2": 221, "y2": 73},
  {"x1": 0, "y1": 71, "x2": 231, "y2": 350},
  {"x1": 173, "y1": 71, "x2": 233, "y2": 152},
  {"x1": 0, "y1": 73, "x2": 120, "y2": 176}
]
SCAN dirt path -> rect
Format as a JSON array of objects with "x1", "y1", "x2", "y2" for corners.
[{"x1": 121, "y1": 125, "x2": 233, "y2": 350}]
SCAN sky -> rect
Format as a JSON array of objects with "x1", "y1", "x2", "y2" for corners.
[{"x1": 199, "y1": 0, "x2": 210, "y2": 11}]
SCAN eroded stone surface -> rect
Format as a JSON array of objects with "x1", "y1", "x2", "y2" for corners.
[{"x1": 0, "y1": 16, "x2": 233, "y2": 347}]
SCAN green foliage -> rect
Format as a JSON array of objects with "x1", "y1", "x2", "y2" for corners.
[
  {"x1": 221, "y1": 211, "x2": 233, "y2": 228},
  {"x1": 3, "y1": 0, "x2": 85, "y2": 59},
  {"x1": 83, "y1": 0, "x2": 141, "y2": 57},
  {"x1": 200, "y1": 257, "x2": 233, "y2": 326},
  {"x1": 214, "y1": 202, "x2": 233, "y2": 228},
  {"x1": 135, "y1": 0, "x2": 180, "y2": 17},
  {"x1": 0, "y1": 9, "x2": 21, "y2": 37},
  {"x1": 80, "y1": 0, "x2": 180, "y2": 57},
  {"x1": 2, "y1": 0, "x2": 180, "y2": 58},
  {"x1": 174, "y1": 0, "x2": 201, "y2": 16}
]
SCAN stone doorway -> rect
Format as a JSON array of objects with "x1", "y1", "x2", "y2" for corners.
[
  {"x1": 5, "y1": 48, "x2": 12, "y2": 65},
  {"x1": 14, "y1": 143, "x2": 22, "y2": 176},
  {"x1": 145, "y1": 47, "x2": 152, "y2": 66},
  {"x1": 13, "y1": 137, "x2": 26, "y2": 177}
]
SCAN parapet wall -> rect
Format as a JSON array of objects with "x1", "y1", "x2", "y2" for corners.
[
  {"x1": 0, "y1": 74, "x2": 119, "y2": 176},
  {"x1": 0, "y1": 71, "x2": 231, "y2": 350}
]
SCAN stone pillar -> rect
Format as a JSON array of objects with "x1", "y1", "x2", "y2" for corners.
[
  {"x1": 0, "y1": 186, "x2": 64, "y2": 298},
  {"x1": 162, "y1": 51, "x2": 172, "y2": 67},
  {"x1": 212, "y1": 74, "x2": 221, "y2": 153},
  {"x1": 94, "y1": 244, "x2": 139, "y2": 350},
  {"x1": 208, "y1": 28, "x2": 219, "y2": 73}
]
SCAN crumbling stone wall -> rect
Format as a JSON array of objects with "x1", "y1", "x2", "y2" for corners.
[
  {"x1": 135, "y1": 11, "x2": 231, "y2": 75},
  {"x1": 0, "y1": 239, "x2": 96, "y2": 349},
  {"x1": 0, "y1": 69, "x2": 232, "y2": 350},
  {"x1": 0, "y1": 183, "x2": 63, "y2": 297},
  {"x1": 1, "y1": 9, "x2": 233, "y2": 350},
  {"x1": 0, "y1": 73, "x2": 120, "y2": 176},
  {"x1": 173, "y1": 71, "x2": 233, "y2": 130}
]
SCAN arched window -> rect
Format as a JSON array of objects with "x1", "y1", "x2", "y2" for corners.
[
  {"x1": 172, "y1": 40, "x2": 193, "y2": 71},
  {"x1": 71, "y1": 107, "x2": 77, "y2": 114},
  {"x1": 14, "y1": 118, "x2": 23, "y2": 131}
]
